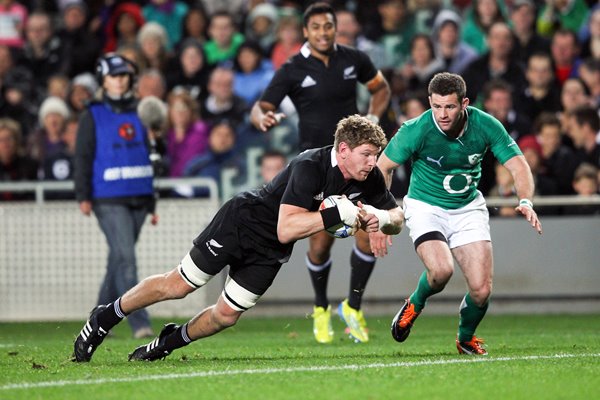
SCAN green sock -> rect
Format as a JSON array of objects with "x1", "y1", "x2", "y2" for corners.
[
  {"x1": 409, "y1": 271, "x2": 442, "y2": 312},
  {"x1": 458, "y1": 293, "x2": 489, "y2": 342}
]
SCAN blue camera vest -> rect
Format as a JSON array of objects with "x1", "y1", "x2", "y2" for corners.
[{"x1": 90, "y1": 103, "x2": 154, "y2": 199}]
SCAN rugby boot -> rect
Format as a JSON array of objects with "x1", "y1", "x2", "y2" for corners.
[
  {"x1": 338, "y1": 299, "x2": 369, "y2": 343},
  {"x1": 456, "y1": 335, "x2": 488, "y2": 355},
  {"x1": 312, "y1": 305, "x2": 334, "y2": 344},
  {"x1": 128, "y1": 323, "x2": 179, "y2": 361},
  {"x1": 72, "y1": 305, "x2": 109, "y2": 362},
  {"x1": 391, "y1": 299, "x2": 420, "y2": 342}
]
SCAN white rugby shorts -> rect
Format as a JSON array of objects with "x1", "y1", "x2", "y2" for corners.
[{"x1": 403, "y1": 191, "x2": 491, "y2": 249}]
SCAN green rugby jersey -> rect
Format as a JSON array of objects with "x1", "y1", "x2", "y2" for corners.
[{"x1": 384, "y1": 106, "x2": 522, "y2": 209}]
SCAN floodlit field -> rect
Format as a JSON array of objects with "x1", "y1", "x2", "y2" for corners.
[{"x1": 1, "y1": 314, "x2": 599, "y2": 399}]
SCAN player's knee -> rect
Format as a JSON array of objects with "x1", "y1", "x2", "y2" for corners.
[
  {"x1": 470, "y1": 283, "x2": 492, "y2": 306},
  {"x1": 430, "y1": 265, "x2": 453, "y2": 286},
  {"x1": 212, "y1": 307, "x2": 241, "y2": 329}
]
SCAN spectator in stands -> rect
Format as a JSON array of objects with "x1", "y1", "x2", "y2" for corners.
[
  {"x1": 431, "y1": 9, "x2": 477, "y2": 75},
  {"x1": 0, "y1": 44, "x2": 14, "y2": 86},
  {"x1": 482, "y1": 79, "x2": 532, "y2": 142},
  {"x1": 462, "y1": 22, "x2": 526, "y2": 106},
  {"x1": 479, "y1": 79, "x2": 531, "y2": 195},
  {"x1": 42, "y1": 115, "x2": 78, "y2": 184},
  {"x1": 177, "y1": 5, "x2": 209, "y2": 49},
  {"x1": 399, "y1": 33, "x2": 444, "y2": 93},
  {"x1": 166, "y1": 38, "x2": 211, "y2": 102},
  {"x1": 271, "y1": 15, "x2": 303, "y2": 70},
  {"x1": 74, "y1": 53, "x2": 157, "y2": 339},
  {"x1": 68, "y1": 73, "x2": 98, "y2": 116},
  {"x1": 579, "y1": 8, "x2": 600, "y2": 60},
  {"x1": 203, "y1": 10, "x2": 245, "y2": 66},
  {"x1": 0, "y1": 0, "x2": 27, "y2": 48},
  {"x1": 537, "y1": 0, "x2": 589, "y2": 38},
  {"x1": 461, "y1": 0, "x2": 507, "y2": 55},
  {"x1": 46, "y1": 74, "x2": 70, "y2": 101},
  {"x1": 335, "y1": 9, "x2": 386, "y2": 69},
  {"x1": 535, "y1": 112, "x2": 580, "y2": 194},
  {"x1": 137, "y1": 22, "x2": 171, "y2": 73},
  {"x1": 515, "y1": 51, "x2": 562, "y2": 122},
  {"x1": 233, "y1": 40, "x2": 275, "y2": 105},
  {"x1": 0, "y1": 117, "x2": 37, "y2": 200},
  {"x1": 116, "y1": 43, "x2": 147, "y2": 71},
  {"x1": 18, "y1": 12, "x2": 69, "y2": 104},
  {"x1": 165, "y1": 89, "x2": 210, "y2": 178},
  {"x1": 103, "y1": 2, "x2": 145, "y2": 53},
  {"x1": 578, "y1": 57, "x2": 600, "y2": 108},
  {"x1": 183, "y1": 120, "x2": 246, "y2": 197},
  {"x1": 27, "y1": 96, "x2": 70, "y2": 168},
  {"x1": 259, "y1": 149, "x2": 286, "y2": 184},
  {"x1": 57, "y1": 0, "x2": 101, "y2": 78},
  {"x1": 559, "y1": 77, "x2": 593, "y2": 141},
  {"x1": 142, "y1": 0, "x2": 189, "y2": 51},
  {"x1": 136, "y1": 69, "x2": 167, "y2": 100},
  {"x1": 550, "y1": 28, "x2": 582, "y2": 85},
  {"x1": 201, "y1": 67, "x2": 247, "y2": 128},
  {"x1": 244, "y1": 3, "x2": 279, "y2": 56},
  {"x1": 568, "y1": 106, "x2": 600, "y2": 168},
  {"x1": 0, "y1": 66, "x2": 37, "y2": 139},
  {"x1": 563, "y1": 163, "x2": 600, "y2": 214},
  {"x1": 509, "y1": 0, "x2": 551, "y2": 68},
  {"x1": 363, "y1": 0, "x2": 417, "y2": 70}
]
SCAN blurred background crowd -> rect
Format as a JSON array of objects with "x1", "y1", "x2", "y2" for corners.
[{"x1": 0, "y1": 0, "x2": 599, "y2": 215}]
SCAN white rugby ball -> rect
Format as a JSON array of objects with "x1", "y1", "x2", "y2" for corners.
[{"x1": 319, "y1": 196, "x2": 356, "y2": 238}]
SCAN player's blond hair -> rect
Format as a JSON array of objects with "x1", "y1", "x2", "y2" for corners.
[{"x1": 334, "y1": 114, "x2": 387, "y2": 151}]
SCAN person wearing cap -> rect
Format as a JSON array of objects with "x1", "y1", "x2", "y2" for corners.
[
  {"x1": 68, "y1": 73, "x2": 98, "y2": 115},
  {"x1": 74, "y1": 53, "x2": 158, "y2": 339}
]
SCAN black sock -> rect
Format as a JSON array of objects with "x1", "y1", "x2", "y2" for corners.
[
  {"x1": 347, "y1": 246, "x2": 376, "y2": 310},
  {"x1": 163, "y1": 323, "x2": 192, "y2": 351},
  {"x1": 307, "y1": 255, "x2": 332, "y2": 308},
  {"x1": 97, "y1": 298, "x2": 126, "y2": 331}
]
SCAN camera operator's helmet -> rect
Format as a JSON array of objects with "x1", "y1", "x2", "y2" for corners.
[{"x1": 95, "y1": 53, "x2": 138, "y2": 88}]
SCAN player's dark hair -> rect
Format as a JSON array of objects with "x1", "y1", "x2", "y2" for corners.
[
  {"x1": 428, "y1": 72, "x2": 467, "y2": 102},
  {"x1": 334, "y1": 114, "x2": 387, "y2": 150},
  {"x1": 303, "y1": 2, "x2": 336, "y2": 27}
]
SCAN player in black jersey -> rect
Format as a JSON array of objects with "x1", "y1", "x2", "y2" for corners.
[
  {"x1": 250, "y1": 2, "x2": 391, "y2": 343},
  {"x1": 72, "y1": 114, "x2": 403, "y2": 362}
]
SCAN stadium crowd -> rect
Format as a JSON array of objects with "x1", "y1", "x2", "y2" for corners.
[{"x1": 0, "y1": 0, "x2": 599, "y2": 214}]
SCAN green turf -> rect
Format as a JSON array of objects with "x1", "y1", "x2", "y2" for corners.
[{"x1": 1, "y1": 314, "x2": 599, "y2": 400}]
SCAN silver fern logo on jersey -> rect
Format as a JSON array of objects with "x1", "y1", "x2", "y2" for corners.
[{"x1": 205, "y1": 239, "x2": 223, "y2": 256}]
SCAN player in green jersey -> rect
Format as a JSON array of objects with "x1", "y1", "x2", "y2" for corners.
[{"x1": 376, "y1": 72, "x2": 542, "y2": 355}]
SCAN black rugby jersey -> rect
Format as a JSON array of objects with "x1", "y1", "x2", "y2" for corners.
[
  {"x1": 259, "y1": 43, "x2": 378, "y2": 150},
  {"x1": 234, "y1": 146, "x2": 397, "y2": 255}
]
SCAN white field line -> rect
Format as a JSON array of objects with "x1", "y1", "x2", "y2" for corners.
[{"x1": 2, "y1": 352, "x2": 599, "y2": 391}]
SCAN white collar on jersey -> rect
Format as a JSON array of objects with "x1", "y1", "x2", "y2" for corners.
[
  {"x1": 300, "y1": 42, "x2": 338, "y2": 58},
  {"x1": 431, "y1": 107, "x2": 470, "y2": 142},
  {"x1": 331, "y1": 148, "x2": 338, "y2": 167}
]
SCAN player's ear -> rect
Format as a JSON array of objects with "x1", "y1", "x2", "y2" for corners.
[{"x1": 462, "y1": 97, "x2": 470, "y2": 110}]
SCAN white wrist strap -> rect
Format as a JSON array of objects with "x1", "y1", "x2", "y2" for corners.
[{"x1": 519, "y1": 198, "x2": 533, "y2": 209}]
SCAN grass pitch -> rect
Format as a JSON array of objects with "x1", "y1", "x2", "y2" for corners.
[{"x1": 1, "y1": 314, "x2": 599, "y2": 400}]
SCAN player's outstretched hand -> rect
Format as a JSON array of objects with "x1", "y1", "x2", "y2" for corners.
[
  {"x1": 259, "y1": 111, "x2": 286, "y2": 131},
  {"x1": 369, "y1": 230, "x2": 393, "y2": 258},
  {"x1": 515, "y1": 203, "x2": 542, "y2": 235}
]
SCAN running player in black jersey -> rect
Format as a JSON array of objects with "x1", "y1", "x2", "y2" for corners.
[
  {"x1": 72, "y1": 114, "x2": 404, "y2": 362},
  {"x1": 250, "y1": 2, "x2": 391, "y2": 343}
]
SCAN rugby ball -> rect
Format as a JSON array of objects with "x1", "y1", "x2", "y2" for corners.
[{"x1": 319, "y1": 196, "x2": 356, "y2": 238}]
